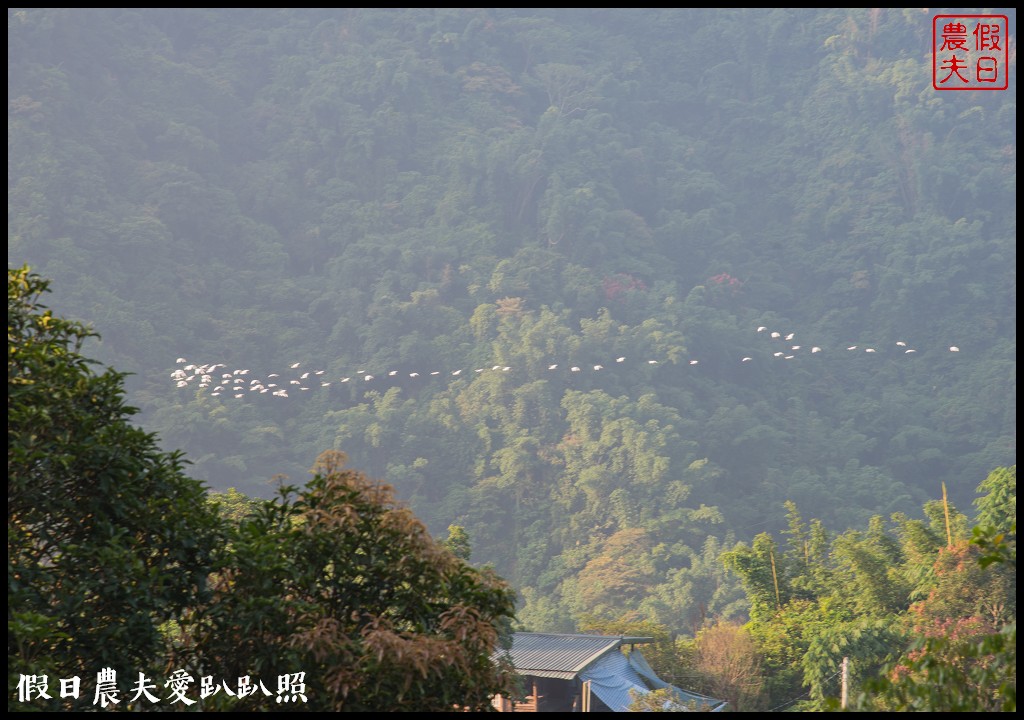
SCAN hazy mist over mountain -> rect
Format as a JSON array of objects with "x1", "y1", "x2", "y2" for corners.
[{"x1": 9, "y1": 8, "x2": 1015, "y2": 633}]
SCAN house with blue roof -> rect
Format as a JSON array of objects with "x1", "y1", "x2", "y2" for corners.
[{"x1": 491, "y1": 632, "x2": 727, "y2": 712}]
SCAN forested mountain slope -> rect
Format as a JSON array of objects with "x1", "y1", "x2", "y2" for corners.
[{"x1": 8, "y1": 8, "x2": 1015, "y2": 632}]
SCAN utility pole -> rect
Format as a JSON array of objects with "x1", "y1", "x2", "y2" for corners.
[
  {"x1": 841, "y1": 656, "x2": 849, "y2": 709},
  {"x1": 942, "y1": 482, "x2": 953, "y2": 548},
  {"x1": 769, "y1": 548, "x2": 781, "y2": 609}
]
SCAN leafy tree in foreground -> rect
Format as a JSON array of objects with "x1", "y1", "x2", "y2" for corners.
[
  {"x1": 187, "y1": 449, "x2": 518, "y2": 712},
  {"x1": 847, "y1": 522, "x2": 1016, "y2": 712},
  {"x1": 8, "y1": 265, "x2": 222, "y2": 711}
]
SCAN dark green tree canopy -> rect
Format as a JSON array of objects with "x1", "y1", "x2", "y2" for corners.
[
  {"x1": 188, "y1": 449, "x2": 518, "y2": 712},
  {"x1": 8, "y1": 265, "x2": 222, "y2": 711}
]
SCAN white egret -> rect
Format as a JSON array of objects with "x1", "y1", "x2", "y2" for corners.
[
  {"x1": 811, "y1": 346, "x2": 821, "y2": 353},
  {"x1": 847, "y1": 346, "x2": 857, "y2": 350},
  {"x1": 771, "y1": 332, "x2": 781, "y2": 338},
  {"x1": 742, "y1": 357, "x2": 752, "y2": 362},
  {"x1": 785, "y1": 333, "x2": 795, "y2": 340},
  {"x1": 594, "y1": 364, "x2": 603, "y2": 371},
  {"x1": 410, "y1": 372, "x2": 419, "y2": 378},
  {"x1": 774, "y1": 352, "x2": 785, "y2": 357},
  {"x1": 896, "y1": 341, "x2": 906, "y2": 347},
  {"x1": 290, "y1": 362, "x2": 301, "y2": 369},
  {"x1": 364, "y1": 374, "x2": 374, "y2": 381},
  {"x1": 757, "y1": 326, "x2": 767, "y2": 333},
  {"x1": 388, "y1": 370, "x2": 398, "y2": 376},
  {"x1": 949, "y1": 346, "x2": 960, "y2": 352},
  {"x1": 905, "y1": 349, "x2": 916, "y2": 354},
  {"x1": 865, "y1": 348, "x2": 876, "y2": 353},
  {"x1": 616, "y1": 357, "x2": 625, "y2": 363},
  {"x1": 451, "y1": 369, "x2": 462, "y2": 376},
  {"x1": 176, "y1": 357, "x2": 187, "y2": 364},
  {"x1": 648, "y1": 360, "x2": 658, "y2": 365},
  {"x1": 548, "y1": 364, "x2": 558, "y2": 370},
  {"x1": 571, "y1": 366, "x2": 581, "y2": 372},
  {"x1": 689, "y1": 360, "x2": 699, "y2": 365}
]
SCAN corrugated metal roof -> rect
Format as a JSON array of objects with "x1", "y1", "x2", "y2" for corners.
[{"x1": 493, "y1": 632, "x2": 654, "y2": 679}]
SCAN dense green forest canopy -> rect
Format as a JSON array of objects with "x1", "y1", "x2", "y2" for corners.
[
  {"x1": 8, "y1": 264, "x2": 1015, "y2": 711},
  {"x1": 8, "y1": 8, "x2": 1015, "y2": 636}
]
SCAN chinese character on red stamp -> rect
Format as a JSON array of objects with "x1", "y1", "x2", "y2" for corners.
[{"x1": 933, "y1": 14, "x2": 1009, "y2": 90}]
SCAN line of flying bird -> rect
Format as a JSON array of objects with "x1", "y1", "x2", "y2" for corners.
[{"x1": 169, "y1": 324, "x2": 962, "y2": 401}]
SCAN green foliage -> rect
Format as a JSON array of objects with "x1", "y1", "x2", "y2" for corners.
[
  {"x1": 208, "y1": 487, "x2": 264, "y2": 525},
  {"x1": 628, "y1": 686, "x2": 710, "y2": 712},
  {"x1": 847, "y1": 523, "x2": 1016, "y2": 712},
  {"x1": 443, "y1": 524, "x2": 474, "y2": 562},
  {"x1": 8, "y1": 266, "x2": 222, "y2": 711},
  {"x1": 724, "y1": 473, "x2": 1016, "y2": 712},
  {"x1": 974, "y1": 466, "x2": 1016, "y2": 532},
  {"x1": 7, "y1": 7, "x2": 1015, "y2": 667},
  {"x1": 187, "y1": 449, "x2": 518, "y2": 712}
]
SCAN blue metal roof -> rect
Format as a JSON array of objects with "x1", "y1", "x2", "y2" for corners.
[{"x1": 493, "y1": 632, "x2": 727, "y2": 711}]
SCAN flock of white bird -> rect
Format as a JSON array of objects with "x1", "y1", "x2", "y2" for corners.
[{"x1": 169, "y1": 325, "x2": 961, "y2": 401}]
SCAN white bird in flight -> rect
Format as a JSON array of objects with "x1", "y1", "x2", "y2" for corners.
[{"x1": 173, "y1": 323, "x2": 965, "y2": 405}]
